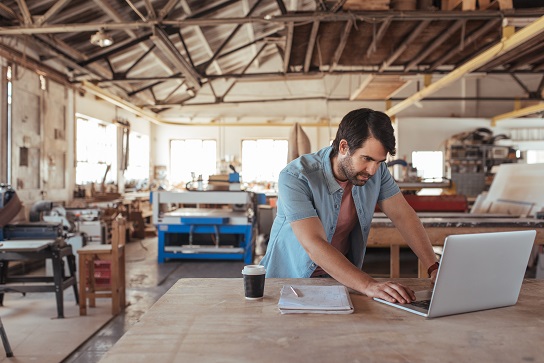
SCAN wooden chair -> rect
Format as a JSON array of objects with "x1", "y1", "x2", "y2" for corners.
[{"x1": 79, "y1": 218, "x2": 126, "y2": 316}]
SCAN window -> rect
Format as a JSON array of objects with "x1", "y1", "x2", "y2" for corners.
[
  {"x1": 411, "y1": 151, "x2": 444, "y2": 196},
  {"x1": 170, "y1": 139, "x2": 217, "y2": 184},
  {"x1": 76, "y1": 116, "x2": 117, "y2": 184},
  {"x1": 39, "y1": 74, "x2": 47, "y2": 91},
  {"x1": 526, "y1": 150, "x2": 544, "y2": 164},
  {"x1": 411, "y1": 151, "x2": 444, "y2": 179},
  {"x1": 241, "y1": 139, "x2": 288, "y2": 183},
  {"x1": 124, "y1": 132, "x2": 150, "y2": 182}
]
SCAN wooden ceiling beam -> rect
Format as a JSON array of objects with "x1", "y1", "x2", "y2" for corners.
[
  {"x1": 78, "y1": 33, "x2": 153, "y2": 67},
  {"x1": 404, "y1": 19, "x2": 465, "y2": 72},
  {"x1": 35, "y1": 0, "x2": 71, "y2": 26},
  {"x1": 93, "y1": 0, "x2": 179, "y2": 91},
  {"x1": 158, "y1": 0, "x2": 178, "y2": 21},
  {"x1": 507, "y1": 45, "x2": 544, "y2": 71},
  {"x1": 180, "y1": 0, "x2": 222, "y2": 75},
  {"x1": 0, "y1": 42, "x2": 71, "y2": 87},
  {"x1": 15, "y1": 0, "x2": 32, "y2": 24},
  {"x1": 160, "y1": 81, "x2": 186, "y2": 104},
  {"x1": 0, "y1": 3, "x2": 21, "y2": 21},
  {"x1": 142, "y1": 0, "x2": 156, "y2": 19},
  {"x1": 222, "y1": 43, "x2": 268, "y2": 100},
  {"x1": 428, "y1": 19, "x2": 500, "y2": 71},
  {"x1": 42, "y1": 1, "x2": 96, "y2": 25},
  {"x1": 492, "y1": 102, "x2": 544, "y2": 124},
  {"x1": 303, "y1": 20, "x2": 320, "y2": 73},
  {"x1": 366, "y1": 18, "x2": 392, "y2": 58},
  {"x1": 478, "y1": 33, "x2": 544, "y2": 71},
  {"x1": 123, "y1": 44, "x2": 156, "y2": 77},
  {"x1": 151, "y1": 26, "x2": 201, "y2": 89},
  {"x1": 283, "y1": 22, "x2": 294, "y2": 73},
  {"x1": 3, "y1": 10, "x2": 544, "y2": 35},
  {"x1": 242, "y1": 0, "x2": 260, "y2": 69},
  {"x1": 386, "y1": 15, "x2": 544, "y2": 117},
  {"x1": 276, "y1": 0, "x2": 288, "y2": 14},
  {"x1": 201, "y1": 0, "x2": 264, "y2": 73},
  {"x1": 379, "y1": 20, "x2": 431, "y2": 72},
  {"x1": 329, "y1": 19, "x2": 353, "y2": 72},
  {"x1": 82, "y1": 80, "x2": 174, "y2": 125}
]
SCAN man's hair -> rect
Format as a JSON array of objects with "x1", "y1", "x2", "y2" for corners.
[{"x1": 331, "y1": 108, "x2": 396, "y2": 157}]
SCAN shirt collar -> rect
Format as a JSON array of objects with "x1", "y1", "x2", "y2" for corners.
[{"x1": 322, "y1": 146, "x2": 343, "y2": 195}]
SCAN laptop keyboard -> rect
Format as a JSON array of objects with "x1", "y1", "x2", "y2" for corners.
[{"x1": 409, "y1": 299, "x2": 431, "y2": 310}]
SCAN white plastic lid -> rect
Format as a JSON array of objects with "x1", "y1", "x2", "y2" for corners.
[{"x1": 242, "y1": 265, "x2": 266, "y2": 275}]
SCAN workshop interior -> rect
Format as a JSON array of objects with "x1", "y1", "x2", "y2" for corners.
[{"x1": 1, "y1": 0, "x2": 544, "y2": 361}]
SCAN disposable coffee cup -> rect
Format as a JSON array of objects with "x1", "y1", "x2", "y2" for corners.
[{"x1": 242, "y1": 265, "x2": 266, "y2": 300}]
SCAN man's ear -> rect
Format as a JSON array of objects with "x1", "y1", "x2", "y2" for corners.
[{"x1": 339, "y1": 139, "x2": 349, "y2": 155}]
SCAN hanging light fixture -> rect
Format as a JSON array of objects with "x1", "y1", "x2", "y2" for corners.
[{"x1": 90, "y1": 29, "x2": 114, "y2": 47}]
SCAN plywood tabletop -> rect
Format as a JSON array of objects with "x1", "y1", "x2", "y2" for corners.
[{"x1": 99, "y1": 278, "x2": 544, "y2": 363}]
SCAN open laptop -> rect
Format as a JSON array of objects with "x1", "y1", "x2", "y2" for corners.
[{"x1": 374, "y1": 230, "x2": 536, "y2": 318}]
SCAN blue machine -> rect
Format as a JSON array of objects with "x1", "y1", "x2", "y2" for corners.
[{"x1": 152, "y1": 190, "x2": 256, "y2": 264}]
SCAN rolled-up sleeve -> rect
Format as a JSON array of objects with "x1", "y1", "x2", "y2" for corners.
[
  {"x1": 278, "y1": 170, "x2": 318, "y2": 223},
  {"x1": 377, "y1": 163, "x2": 400, "y2": 201}
]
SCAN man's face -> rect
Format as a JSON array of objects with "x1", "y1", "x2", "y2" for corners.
[{"x1": 337, "y1": 137, "x2": 388, "y2": 186}]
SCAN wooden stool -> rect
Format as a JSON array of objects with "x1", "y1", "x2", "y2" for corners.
[{"x1": 79, "y1": 218, "x2": 126, "y2": 316}]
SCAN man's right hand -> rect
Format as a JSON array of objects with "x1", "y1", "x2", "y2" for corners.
[{"x1": 363, "y1": 280, "x2": 416, "y2": 304}]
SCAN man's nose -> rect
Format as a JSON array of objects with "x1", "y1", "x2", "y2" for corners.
[{"x1": 366, "y1": 162, "x2": 379, "y2": 175}]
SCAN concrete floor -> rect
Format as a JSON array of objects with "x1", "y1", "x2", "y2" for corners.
[{"x1": 61, "y1": 237, "x2": 537, "y2": 363}]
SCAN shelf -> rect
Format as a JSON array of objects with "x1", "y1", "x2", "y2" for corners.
[{"x1": 446, "y1": 142, "x2": 519, "y2": 196}]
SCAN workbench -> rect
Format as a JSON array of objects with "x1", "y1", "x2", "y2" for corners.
[
  {"x1": 98, "y1": 278, "x2": 544, "y2": 363},
  {"x1": 0, "y1": 240, "x2": 78, "y2": 318},
  {"x1": 368, "y1": 216, "x2": 544, "y2": 277},
  {"x1": 153, "y1": 191, "x2": 256, "y2": 264}
]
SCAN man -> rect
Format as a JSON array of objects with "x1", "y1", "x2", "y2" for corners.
[{"x1": 260, "y1": 108, "x2": 438, "y2": 304}]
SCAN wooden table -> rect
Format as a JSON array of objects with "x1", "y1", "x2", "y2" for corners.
[
  {"x1": 368, "y1": 217, "x2": 544, "y2": 277},
  {"x1": 99, "y1": 278, "x2": 544, "y2": 363}
]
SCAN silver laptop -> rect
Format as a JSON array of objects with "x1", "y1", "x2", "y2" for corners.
[{"x1": 374, "y1": 230, "x2": 536, "y2": 318}]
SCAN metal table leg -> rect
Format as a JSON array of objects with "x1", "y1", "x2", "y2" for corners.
[{"x1": 0, "y1": 317, "x2": 13, "y2": 357}]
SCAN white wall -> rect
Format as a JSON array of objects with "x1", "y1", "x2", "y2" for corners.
[
  {"x1": 75, "y1": 92, "x2": 151, "y2": 135},
  {"x1": 75, "y1": 92, "x2": 543, "y2": 187},
  {"x1": 153, "y1": 123, "x2": 338, "y2": 178},
  {"x1": 397, "y1": 117, "x2": 491, "y2": 162}
]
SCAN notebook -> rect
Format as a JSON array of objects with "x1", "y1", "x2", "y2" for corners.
[
  {"x1": 278, "y1": 285, "x2": 354, "y2": 314},
  {"x1": 374, "y1": 230, "x2": 536, "y2": 318}
]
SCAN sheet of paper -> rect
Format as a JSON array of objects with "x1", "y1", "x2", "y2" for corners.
[{"x1": 278, "y1": 285, "x2": 354, "y2": 314}]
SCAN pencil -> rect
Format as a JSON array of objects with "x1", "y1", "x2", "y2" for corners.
[{"x1": 289, "y1": 285, "x2": 299, "y2": 297}]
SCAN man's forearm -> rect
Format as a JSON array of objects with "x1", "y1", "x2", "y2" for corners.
[
  {"x1": 291, "y1": 218, "x2": 375, "y2": 293},
  {"x1": 307, "y1": 240, "x2": 375, "y2": 293},
  {"x1": 394, "y1": 212, "x2": 438, "y2": 269},
  {"x1": 381, "y1": 194, "x2": 438, "y2": 270}
]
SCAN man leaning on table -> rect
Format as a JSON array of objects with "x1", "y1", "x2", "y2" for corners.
[{"x1": 260, "y1": 108, "x2": 438, "y2": 304}]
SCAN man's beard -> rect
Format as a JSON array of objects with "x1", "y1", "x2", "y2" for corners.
[{"x1": 339, "y1": 156, "x2": 372, "y2": 186}]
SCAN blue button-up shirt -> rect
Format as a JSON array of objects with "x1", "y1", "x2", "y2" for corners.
[{"x1": 260, "y1": 146, "x2": 400, "y2": 278}]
